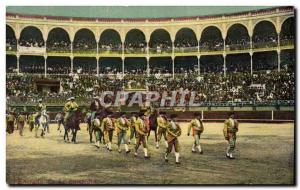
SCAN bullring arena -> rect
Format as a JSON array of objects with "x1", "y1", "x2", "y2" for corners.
[{"x1": 6, "y1": 6, "x2": 295, "y2": 185}]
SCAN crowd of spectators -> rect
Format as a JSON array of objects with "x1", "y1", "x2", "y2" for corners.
[
  {"x1": 19, "y1": 38, "x2": 44, "y2": 48},
  {"x1": 280, "y1": 34, "x2": 294, "y2": 46},
  {"x1": 200, "y1": 39, "x2": 224, "y2": 51},
  {"x1": 6, "y1": 69, "x2": 295, "y2": 106},
  {"x1": 125, "y1": 42, "x2": 147, "y2": 53},
  {"x1": 46, "y1": 40, "x2": 70, "y2": 52},
  {"x1": 6, "y1": 31, "x2": 295, "y2": 54},
  {"x1": 73, "y1": 39, "x2": 96, "y2": 52},
  {"x1": 6, "y1": 38, "x2": 17, "y2": 51},
  {"x1": 99, "y1": 42, "x2": 122, "y2": 52},
  {"x1": 226, "y1": 38, "x2": 250, "y2": 50},
  {"x1": 252, "y1": 34, "x2": 278, "y2": 48},
  {"x1": 47, "y1": 62, "x2": 70, "y2": 74},
  {"x1": 149, "y1": 39, "x2": 172, "y2": 53},
  {"x1": 19, "y1": 62, "x2": 45, "y2": 74}
]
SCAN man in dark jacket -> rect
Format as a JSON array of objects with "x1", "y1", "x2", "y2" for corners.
[{"x1": 90, "y1": 96, "x2": 101, "y2": 121}]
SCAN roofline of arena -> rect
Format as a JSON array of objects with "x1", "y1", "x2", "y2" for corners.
[{"x1": 6, "y1": 6, "x2": 293, "y2": 22}]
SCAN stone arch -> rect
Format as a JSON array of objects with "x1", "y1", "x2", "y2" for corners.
[
  {"x1": 19, "y1": 26, "x2": 45, "y2": 47},
  {"x1": 174, "y1": 27, "x2": 197, "y2": 48},
  {"x1": 226, "y1": 24, "x2": 250, "y2": 50},
  {"x1": 280, "y1": 17, "x2": 295, "y2": 45},
  {"x1": 200, "y1": 26, "x2": 223, "y2": 51},
  {"x1": 47, "y1": 27, "x2": 71, "y2": 52},
  {"x1": 99, "y1": 29, "x2": 122, "y2": 51},
  {"x1": 149, "y1": 29, "x2": 172, "y2": 53},
  {"x1": 73, "y1": 28, "x2": 97, "y2": 52},
  {"x1": 124, "y1": 29, "x2": 146, "y2": 53},
  {"x1": 253, "y1": 20, "x2": 277, "y2": 48},
  {"x1": 6, "y1": 25, "x2": 17, "y2": 51}
]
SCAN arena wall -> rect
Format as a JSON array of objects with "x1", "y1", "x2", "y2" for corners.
[{"x1": 10, "y1": 105, "x2": 294, "y2": 122}]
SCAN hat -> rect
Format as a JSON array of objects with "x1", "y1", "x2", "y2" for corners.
[
  {"x1": 70, "y1": 97, "x2": 75, "y2": 100},
  {"x1": 93, "y1": 96, "x2": 99, "y2": 99},
  {"x1": 38, "y1": 99, "x2": 42, "y2": 102},
  {"x1": 67, "y1": 98, "x2": 71, "y2": 101}
]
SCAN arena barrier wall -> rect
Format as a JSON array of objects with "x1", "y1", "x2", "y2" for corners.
[{"x1": 9, "y1": 105, "x2": 294, "y2": 123}]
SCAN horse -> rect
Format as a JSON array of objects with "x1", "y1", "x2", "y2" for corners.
[
  {"x1": 64, "y1": 109, "x2": 82, "y2": 143},
  {"x1": 147, "y1": 112, "x2": 159, "y2": 148},
  {"x1": 35, "y1": 110, "x2": 48, "y2": 138}
]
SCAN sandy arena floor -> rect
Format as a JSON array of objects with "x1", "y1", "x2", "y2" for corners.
[{"x1": 6, "y1": 122, "x2": 294, "y2": 185}]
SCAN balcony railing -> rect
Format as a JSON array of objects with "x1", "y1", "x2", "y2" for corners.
[
  {"x1": 6, "y1": 45, "x2": 17, "y2": 51},
  {"x1": 200, "y1": 45, "x2": 223, "y2": 52},
  {"x1": 73, "y1": 49, "x2": 97, "y2": 54},
  {"x1": 253, "y1": 41, "x2": 278, "y2": 49},
  {"x1": 5, "y1": 39, "x2": 295, "y2": 56},
  {"x1": 7, "y1": 95, "x2": 295, "y2": 107},
  {"x1": 149, "y1": 47, "x2": 172, "y2": 54},
  {"x1": 280, "y1": 39, "x2": 294, "y2": 46},
  {"x1": 226, "y1": 43, "x2": 251, "y2": 51},
  {"x1": 174, "y1": 47, "x2": 198, "y2": 53},
  {"x1": 99, "y1": 48, "x2": 122, "y2": 54},
  {"x1": 125, "y1": 48, "x2": 146, "y2": 54}
]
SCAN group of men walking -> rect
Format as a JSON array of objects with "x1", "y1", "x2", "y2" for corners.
[
  {"x1": 6, "y1": 99, "x2": 49, "y2": 136},
  {"x1": 7, "y1": 96, "x2": 240, "y2": 163},
  {"x1": 87, "y1": 96, "x2": 239, "y2": 163}
]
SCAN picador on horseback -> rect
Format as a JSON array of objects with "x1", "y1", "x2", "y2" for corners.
[
  {"x1": 64, "y1": 97, "x2": 79, "y2": 123},
  {"x1": 63, "y1": 97, "x2": 81, "y2": 143}
]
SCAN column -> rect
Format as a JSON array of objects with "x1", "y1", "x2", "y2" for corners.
[
  {"x1": 96, "y1": 40, "x2": 99, "y2": 77},
  {"x1": 250, "y1": 51, "x2": 253, "y2": 75},
  {"x1": 44, "y1": 41, "x2": 47, "y2": 77},
  {"x1": 250, "y1": 36, "x2": 253, "y2": 50},
  {"x1": 16, "y1": 38, "x2": 19, "y2": 52},
  {"x1": 16, "y1": 38, "x2": 20, "y2": 74},
  {"x1": 16, "y1": 54, "x2": 20, "y2": 75},
  {"x1": 122, "y1": 41, "x2": 125, "y2": 57},
  {"x1": 223, "y1": 38, "x2": 226, "y2": 77},
  {"x1": 198, "y1": 40, "x2": 201, "y2": 76},
  {"x1": 197, "y1": 55, "x2": 200, "y2": 76},
  {"x1": 146, "y1": 56, "x2": 150, "y2": 77},
  {"x1": 250, "y1": 36, "x2": 253, "y2": 75},
  {"x1": 172, "y1": 56, "x2": 175, "y2": 79},
  {"x1": 122, "y1": 56, "x2": 125, "y2": 77},
  {"x1": 172, "y1": 41, "x2": 175, "y2": 79},
  {"x1": 223, "y1": 54, "x2": 226, "y2": 77},
  {"x1": 277, "y1": 50, "x2": 281, "y2": 72},
  {"x1": 70, "y1": 41, "x2": 73, "y2": 74},
  {"x1": 44, "y1": 55, "x2": 47, "y2": 77},
  {"x1": 70, "y1": 41, "x2": 73, "y2": 54},
  {"x1": 277, "y1": 33, "x2": 281, "y2": 72},
  {"x1": 146, "y1": 41, "x2": 150, "y2": 77},
  {"x1": 70, "y1": 56, "x2": 73, "y2": 74},
  {"x1": 122, "y1": 42, "x2": 125, "y2": 77}
]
